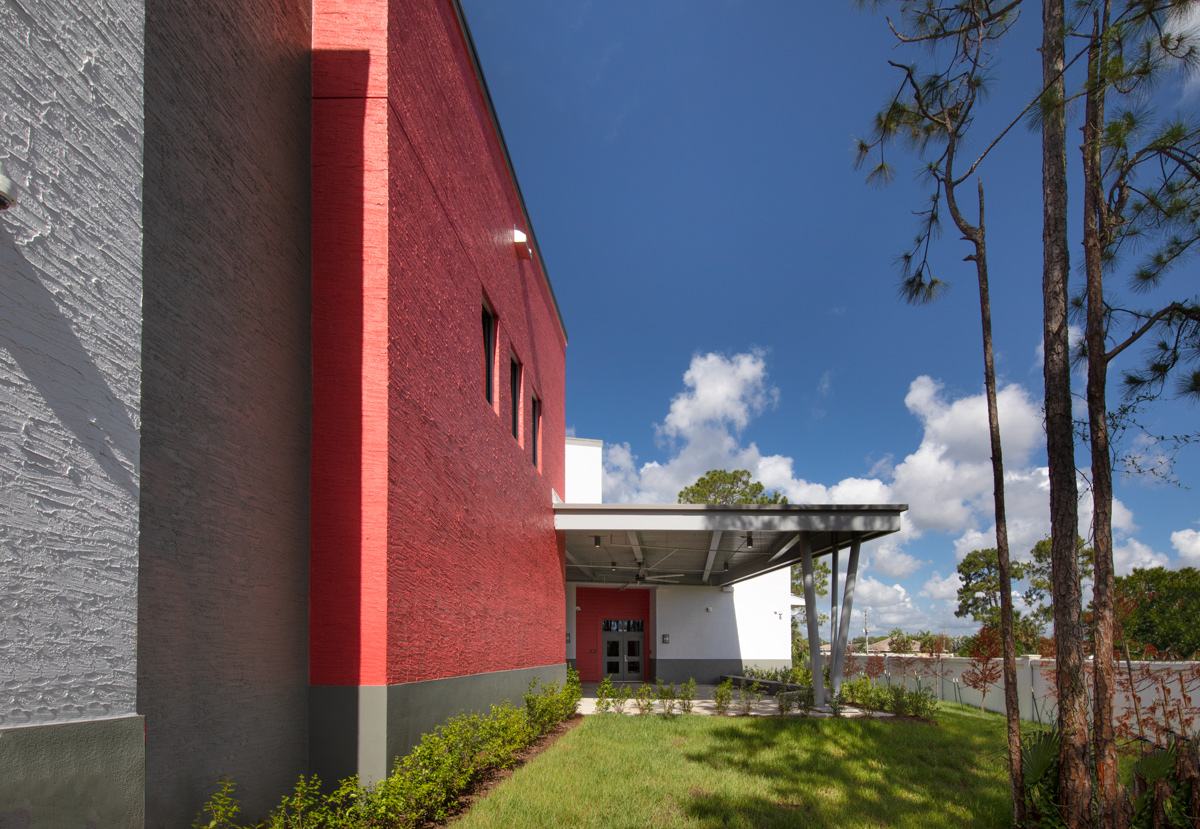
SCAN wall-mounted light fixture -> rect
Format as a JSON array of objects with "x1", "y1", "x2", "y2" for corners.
[
  {"x1": 746, "y1": 532, "x2": 753, "y2": 549},
  {"x1": 593, "y1": 535, "x2": 601, "y2": 547},
  {"x1": 610, "y1": 561, "x2": 617, "y2": 571},
  {"x1": 723, "y1": 562, "x2": 729, "y2": 572},
  {"x1": 566, "y1": 633, "x2": 571, "y2": 643},
  {"x1": 662, "y1": 634, "x2": 670, "y2": 644},
  {"x1": 513, "y1": 227, "x2": 532, "y2": 260}
]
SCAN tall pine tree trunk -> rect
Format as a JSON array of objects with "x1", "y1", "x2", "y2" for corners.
[
  {"x1": 1043, "y1": 1, "x2": 1092, "y2": 825},
  {"x1": 1084, "y1": 7, "x2": 1120, "y2": 826},
  {"x1": 973, "y1": 180, "x2": 1026, "y2": 825}
]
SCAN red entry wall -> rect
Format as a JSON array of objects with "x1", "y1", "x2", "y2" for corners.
[
  {"x1": 311, "y1": 0, "x2": 568, "y2": 687},
  {"x1": 575, "y1": 588, "x2": 651, "y2": 682}
]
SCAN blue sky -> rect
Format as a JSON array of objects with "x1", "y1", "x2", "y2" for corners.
[{"x1": 461, "y1": 1, "x2": 1200, "y2": 635}]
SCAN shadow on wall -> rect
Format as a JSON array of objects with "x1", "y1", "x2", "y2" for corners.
[{"x1": 0, "y1": 225, "x2": 139, "y2": 498}]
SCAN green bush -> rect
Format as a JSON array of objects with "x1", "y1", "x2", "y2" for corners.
[
  {"x1": 633, "y1": 683, "x2": 656, "y2": 715},
  {"x1": 196, "y1": 670, "x2": 581, "y2": 829},
  {"x1": 737, "y1": 681, "x2": 763, "y2": 716},
  {"x1": 777, "y1": 691, "x2": 796, "y2": 715},
  {"x1": 905, "y1": 686, "x2": 938, "y2": 720},
  {"x1": 595, "y1": 675, "x2": 615, "y2": 713},
  {"x1": 827, "y1": 689, "x2": 844, "y2": 717},
  {"x1": 678, "y1": 678, "x2": 697, "y2": 714},
  {"x1": 887, "y1": 683, "x2": 909, "y2": 716},
  {"x1": 713, "y1": 678, "x2": 733, "y2": 716},
  {"x1": 655, "y1": 680, "x2": 678, "y2": 716}
]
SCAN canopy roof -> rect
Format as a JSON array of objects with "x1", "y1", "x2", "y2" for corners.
[{"x1": 554, "y1": 503, "x2": 906, "y2": 588}]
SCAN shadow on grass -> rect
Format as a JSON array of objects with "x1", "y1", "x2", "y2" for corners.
[{"x1": 679, "y1": 710, "x2": 1011, "y2": 829}]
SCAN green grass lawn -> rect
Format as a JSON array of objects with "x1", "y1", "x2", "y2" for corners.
[{"x1": 454, "y1": 703, "x2": 1014, "y2": 829}]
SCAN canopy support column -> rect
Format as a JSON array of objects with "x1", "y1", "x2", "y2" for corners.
[
  {"x1": 829, "y1": 537, "x2": 839, "y2": 680},
  {"x1": 831, "y1": 536, "x2": 862, "y2": 695},
  {"x1": 800, "y1": 534, "x2": 825, "y2": 708}
]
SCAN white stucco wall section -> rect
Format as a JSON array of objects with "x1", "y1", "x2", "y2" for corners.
[
  {"x1": 564, "y1": 438, "x2": 602, "y2": 503},
  {"x1": 654, "y1": 569, "x2": 791, "y2": 663},
  {"x1": 0, "y1": 0, "x2": 144, "y2": 726}
]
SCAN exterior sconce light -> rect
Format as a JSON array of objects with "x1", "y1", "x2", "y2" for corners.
[
  {"x1": 662, "y1": 634, "x2": 670, "y2": 644},
  {"x1": 723, "y1": 562, "x2": 729, "y2": 572},
  {"x1": 513, "y1": 227, "x2": 532, "y2": 259},
  {"x1": 566, "y1": 633, "x2": 571, "y2": 643},
  {"x1": 746, "y1": 532, "x2": 753, "y2": 549},
  {"x1": 610, "y1": 561, "x2": 617, "y2": 571},
  {"x1": 593, "y1": 535, "x2": 601, "y2": 547}
]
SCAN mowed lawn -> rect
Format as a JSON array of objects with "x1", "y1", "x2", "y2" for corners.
[{"x1": 454, "y1": 703, "x2": 1013, "y2": 829}]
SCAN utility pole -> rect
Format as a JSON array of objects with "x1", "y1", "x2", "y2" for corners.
[{"x1": 863, "y1": 610, "x2": 869, "y2": 653}]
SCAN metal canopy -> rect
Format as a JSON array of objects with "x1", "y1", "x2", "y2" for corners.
[{"x1": 555, "y1": 503, "x2": 906, "y2": 588}]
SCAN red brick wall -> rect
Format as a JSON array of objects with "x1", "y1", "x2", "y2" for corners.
[
  {"x1": 575, "y1": 588, "x2": 650, "y2": 682},
  {"x1": 311, "y1": 0, "x2": 567, "y2": 686}
]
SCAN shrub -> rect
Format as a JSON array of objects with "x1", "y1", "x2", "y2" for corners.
[
  {"x1": 777, "y1": 691, "x2": 796, "y2": 715},
  {"x1": 678, "y1": 678, "x2": 697, "y2": 714},
  {"x1": 633, "y1": 683, "x2": 656, "y2": 715},
  {"x1": 737, "y1": 681, "x2": 763, "y2": 716},
  {"x1": 524, "y1": 679, "x2": 561, "y2": 736},
  {"x1": 887, "y1": 683, "x2": 909, "y2": 716},
  {"x1": 713, "y1": 678, "x2": 734, "y2": 716},
  {"x1": 196, "y1": 671, "x2": 582, "y2": 829},
  {"x1": 610, "y1": 682, "x2": 629, "y2": 715},
  {"x1": 827, "y1": 690, "x2": 844, "y2": 717},
  {"x1": 906, "y1": 686, "x2": 938, "y2": 720},
  {"x1": 796, "y1": 685, "x2": 816, "y2": 714},
  {"x1": 655, "y1": 680, "x2": 678, "y2": 716},
  {"x1": 840, "y1": 675, "x2": 873, "y2": 707},
  {"x1": 595, "y1": 675, "x2": 615, "y2": 714}
]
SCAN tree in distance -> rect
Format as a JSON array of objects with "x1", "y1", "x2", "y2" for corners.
[{"x1": 677, "y1": 469, "x2": 788, "y2": 505}]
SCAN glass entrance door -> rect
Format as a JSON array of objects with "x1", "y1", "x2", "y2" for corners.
[{"x1": 601, "y1": 620, "x2": 644, "y2": 682}]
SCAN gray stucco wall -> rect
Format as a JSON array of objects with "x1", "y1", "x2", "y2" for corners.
[
  {"x1": 310, "y1": 663, "x2": 569, "y2": 789},
  {"x1": 0, "y1": 716, "x2": 145, "y2": 828},
  {"x1": 137, "y1": 1, "x2": 312, "y2": 826},
  {"x1": 0, "y1": 0, "x2": 144, "y2": 729}
]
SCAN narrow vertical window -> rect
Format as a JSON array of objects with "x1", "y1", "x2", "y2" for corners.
[
  {"x1": 510, "y1": 357, "x2": 521, "y2": 439},
  {"x1": 531, "y1": 393, "x2": 541, "y2": 468},
  {"x1": 482, "y1": 303, "x2": 496, "y2": 404}
]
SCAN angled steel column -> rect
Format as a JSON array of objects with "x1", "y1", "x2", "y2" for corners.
[
  {"x1": 800, "y1": 534, "x2": 825, "y2": 707},
  {"x1": 829, "y1": 538, "x2": 839, "y2": 678},
  {"x1": 831, "y1": 536, "x2": 862, "y2": 694}
]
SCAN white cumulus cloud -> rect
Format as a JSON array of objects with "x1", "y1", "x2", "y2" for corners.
[{"x1": 1172, "y1": 527, "x2": 1200, "y2": 564}]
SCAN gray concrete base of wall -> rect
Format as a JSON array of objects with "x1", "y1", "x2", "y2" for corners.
[
  {"x1": 310, "y1": 662, "x2": 568, "y2": 788},
  {"x1": 0, "y1": 715, "x2": 145, "y2": 828},
  {"x1": 655, "y1": 659, "x2": 791, "y2": 685}
]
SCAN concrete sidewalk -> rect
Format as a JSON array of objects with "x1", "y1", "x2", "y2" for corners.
[{"x1": 578, "y1": 682, "x2": 891, "y2": 718}]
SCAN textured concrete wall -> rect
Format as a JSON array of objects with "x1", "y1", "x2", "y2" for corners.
[
  {"x1": 0, "y1": 716, "x2": 145, "y2": 828},
  {"x1": 0, "y1": 0, "x2": 144, "y2": 728},
  {"x1": 137, "y1": 0, "x2": 312, "y2": 825}
]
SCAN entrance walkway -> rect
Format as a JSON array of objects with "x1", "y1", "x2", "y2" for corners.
[{"x1": 578, "y1": 682, "x2": 890, "y2": 718}]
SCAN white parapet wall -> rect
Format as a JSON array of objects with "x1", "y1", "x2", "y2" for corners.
[{"x1": 564, "y1": 438, "x2": 603, "y2": 503}]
